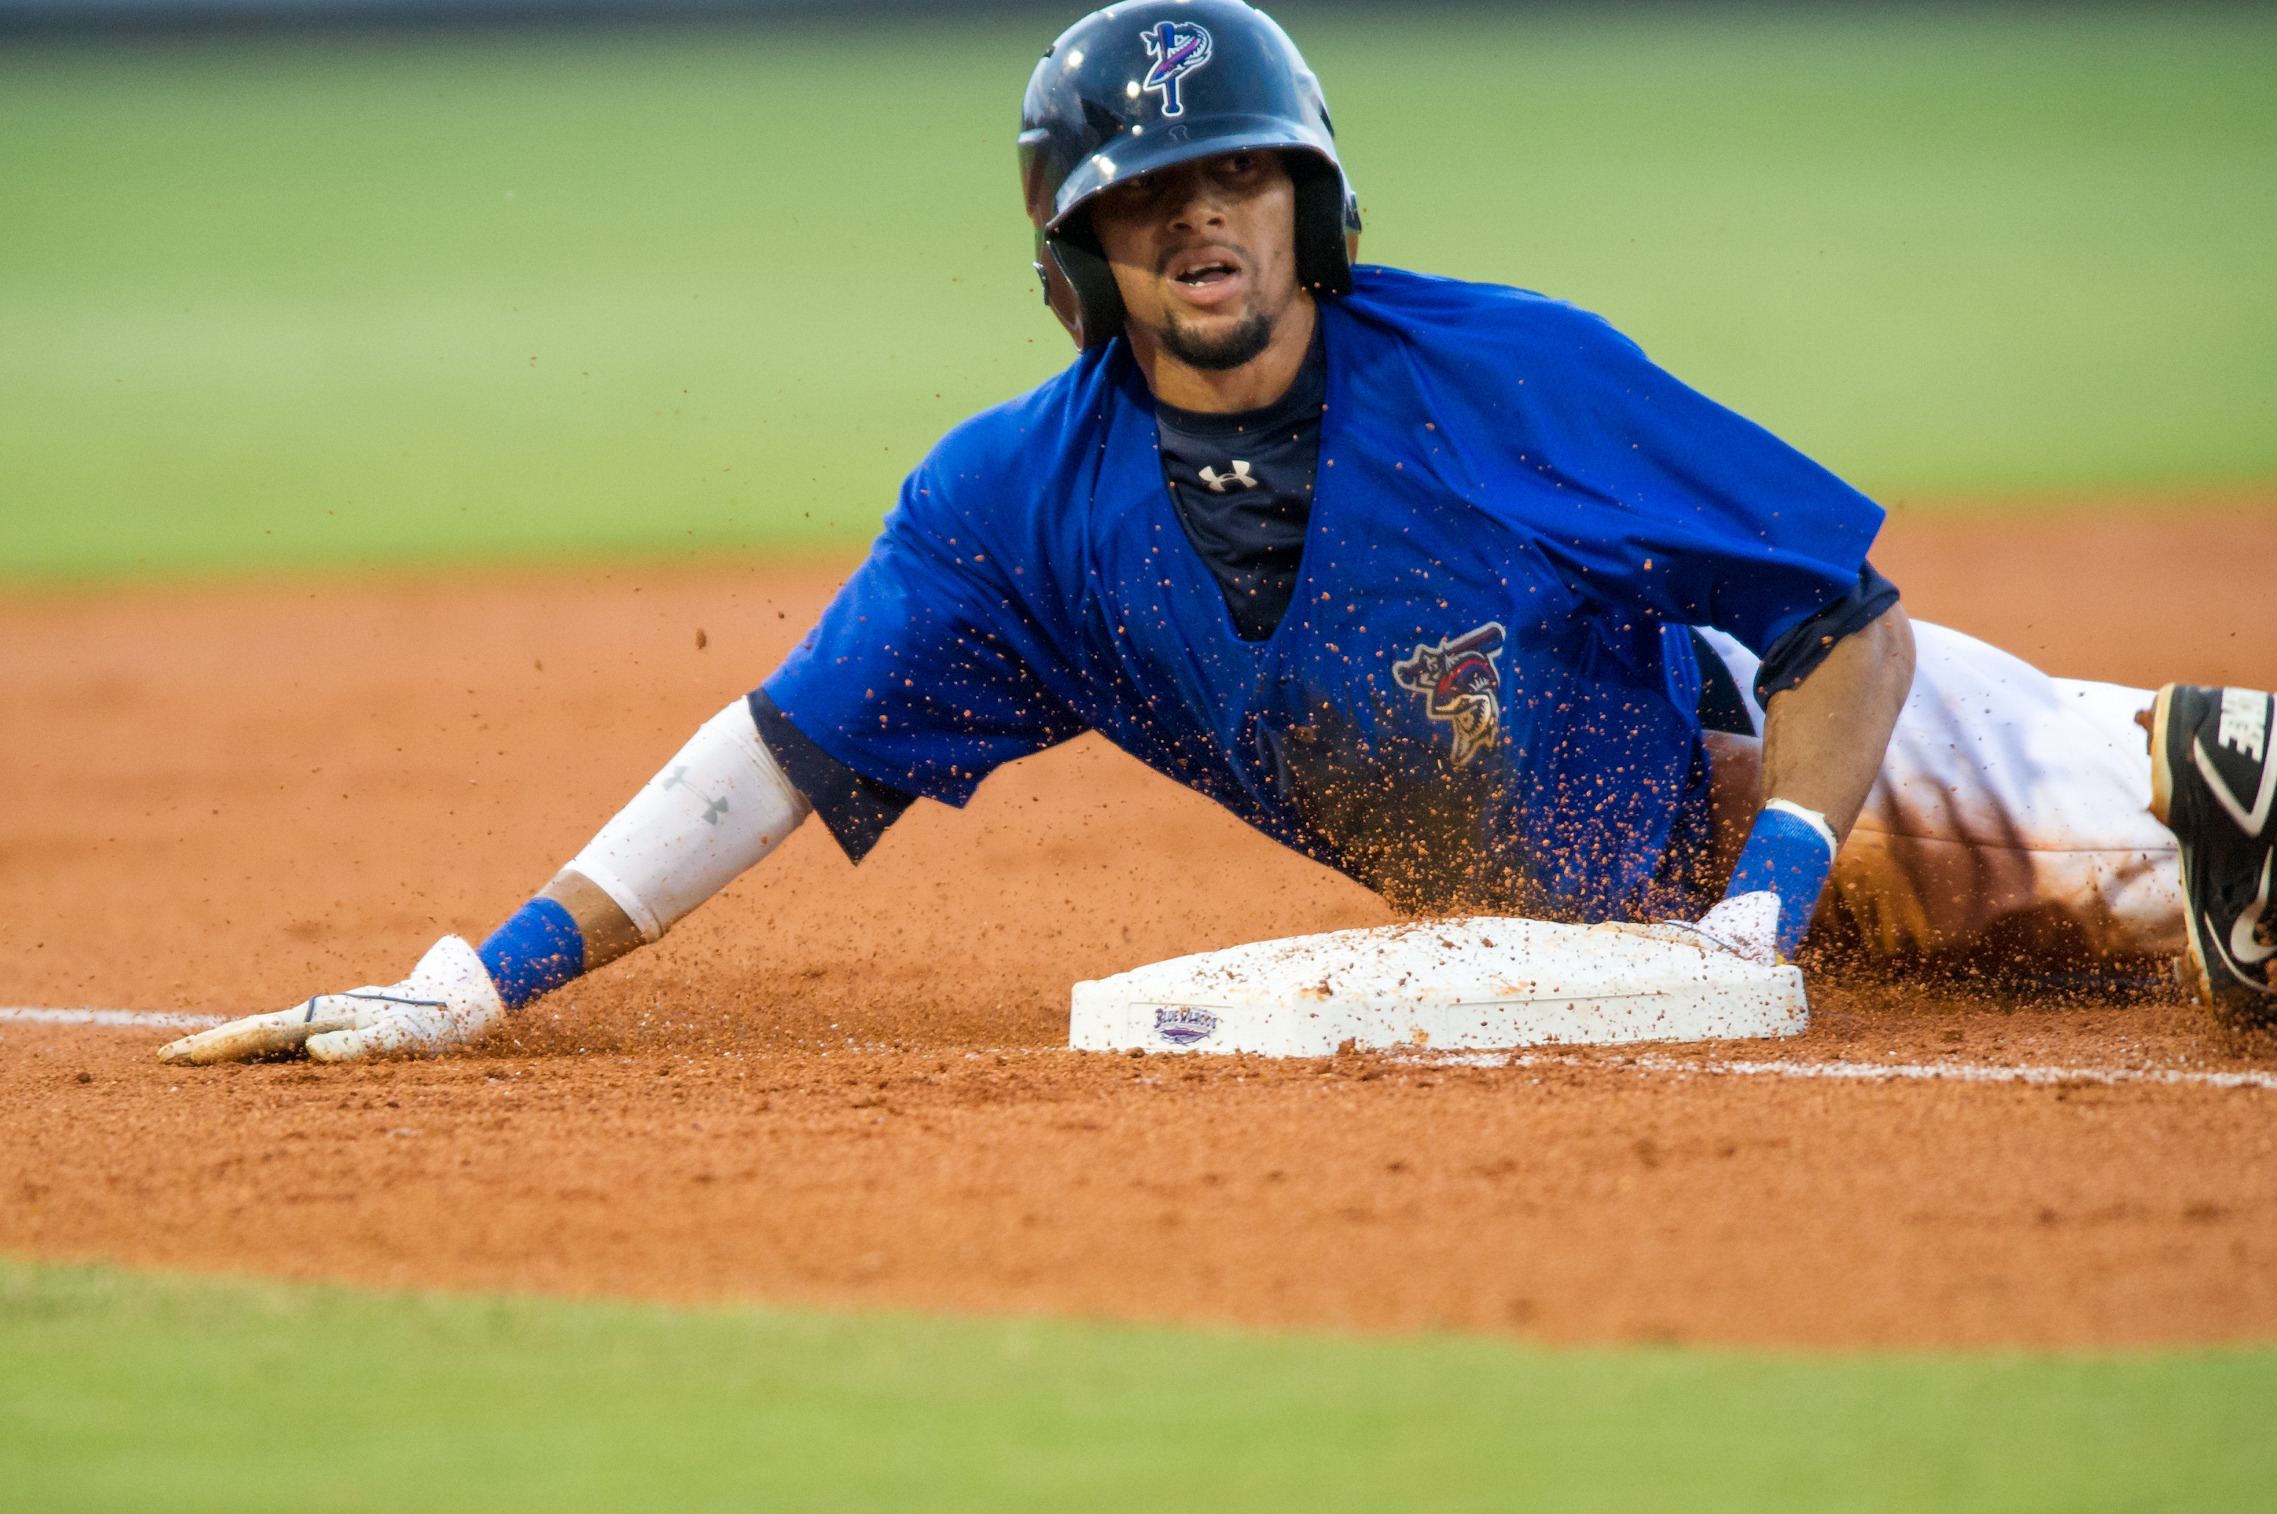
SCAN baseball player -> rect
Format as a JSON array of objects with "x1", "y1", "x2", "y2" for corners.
[{"x1": 162, "y1": 1, "x2": 2273, "y2": 1067}]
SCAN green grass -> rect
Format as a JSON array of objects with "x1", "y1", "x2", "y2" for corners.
[
  {"x1": 3, "y1": 1261, "x2": 2273, "y2": 1512},
  {"x1": 1, "y1": 7, "x2": 2272, "y2": 581}
]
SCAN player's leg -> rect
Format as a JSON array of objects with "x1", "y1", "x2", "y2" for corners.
[
  {"x1": 2148, "y1": 684, "x2": 2276, "y2": 1026},
  {"x1": 1702, "y1": 622, "x2": 2183, "y2": 967}
]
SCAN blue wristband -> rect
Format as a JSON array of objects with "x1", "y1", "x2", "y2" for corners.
[
  {"x1": 1724, "y1": 802, "x2": 1837, "y2": 957},
  {"x1": 477, "y1": 896, "x2": 585, "y2": 1010}
]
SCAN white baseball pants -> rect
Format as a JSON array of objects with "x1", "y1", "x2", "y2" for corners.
[{"x1": 1698, "y1": 621, "x2": 2183, "y2": 962}]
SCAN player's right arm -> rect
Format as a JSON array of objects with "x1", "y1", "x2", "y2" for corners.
[
  {"x1": 157, "y1": 697, "x2": 812, "y2": 1064},
  {"x1": 162, "y1": 380, "x2": 1095, "y2": 1066}
]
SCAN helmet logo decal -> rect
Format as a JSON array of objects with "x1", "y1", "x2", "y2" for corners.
[{"x1": 1139, "y1": 21, "x2": 1213, "y2": 117}]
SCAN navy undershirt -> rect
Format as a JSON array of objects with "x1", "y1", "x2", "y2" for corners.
[
  {"x1": 1153, "y1": 322, "x2": 1327, "y2": 642},
  {"x1": 1752, "y1": 562, "x2": 1902, "y2": 706}
]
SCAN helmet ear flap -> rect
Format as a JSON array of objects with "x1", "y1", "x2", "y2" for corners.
[
  {"x1": 1039, "y1": 229, "x2": 1128, "y2": 350},
  {"x1": 1291, "y1": 156, "x2": 1357, "y2": 296}
]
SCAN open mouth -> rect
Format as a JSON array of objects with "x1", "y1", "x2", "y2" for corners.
[{"x1": 1163, "y1": 244, "x2": 1247, "y2": 295}]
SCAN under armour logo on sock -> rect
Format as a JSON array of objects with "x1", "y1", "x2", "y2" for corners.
[{"x1": 1198, "y1": 460, "x2": 1258, "y2": 492}]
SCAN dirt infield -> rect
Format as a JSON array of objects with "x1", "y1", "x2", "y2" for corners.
[{"x1": 5, "y1": 497, "x2": 2274, "y2": 1348}]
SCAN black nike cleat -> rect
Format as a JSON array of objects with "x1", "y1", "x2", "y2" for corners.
[{"x1": 2150, "y1": 683, "x2": 2277, "y2": 1029}]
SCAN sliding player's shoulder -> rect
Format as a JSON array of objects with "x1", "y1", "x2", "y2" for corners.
[
  {"x1": 915, "y1": 344, "x2": 1131, "y2": 498},
  {"x1": 1340, "y1": 265, "x2": 1648, "y2": 363}
]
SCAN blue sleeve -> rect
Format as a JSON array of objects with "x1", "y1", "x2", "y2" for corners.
[
  {"x1": 1462, "y1": 292, "x2": 1889, "y2": 658},
  {"x1": 759, "y1": 455, "x2": 1087, "y2": 820}
]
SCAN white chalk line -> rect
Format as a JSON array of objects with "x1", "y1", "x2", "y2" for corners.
[
  {"x1": 9, "y1": 1008, "x2": 2273, "y2": 1092},
  {"x1": 0, "y1": 1007, "x2": 225, "y2": 1030},
  {"x1": 1418, "y1": 1050, "x2": 2277, "y2": 1092}
]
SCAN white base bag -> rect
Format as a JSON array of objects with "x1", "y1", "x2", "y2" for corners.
[{"x1": 1070, "y1": 917, "x2": 1807, "y2": 1057}]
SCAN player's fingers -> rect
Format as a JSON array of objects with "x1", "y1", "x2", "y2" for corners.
[
  {"x1": 305, "y1": 1025, "x2": 372, "y2": 1063},
  {"x1": 154, "y1": 1021, "x2": 279, "y2": 1066},
  {"x1": 156, "y1": 1002, "x2": 351, "y2": 1066},
  {"x1": 156, "y1": 995, "x2": 377, "y2": 1065},
  {"x1": 308, "y1": 1017, "x2": 422, "y2": 1063},
  {"x1": 156, "y1": 1020, "x2": 298, "y2": 1065}
]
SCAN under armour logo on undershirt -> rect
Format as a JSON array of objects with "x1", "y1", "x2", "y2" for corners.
[{"x1": 1198, "y1": 460, "x2": 1258, "y2": 493}]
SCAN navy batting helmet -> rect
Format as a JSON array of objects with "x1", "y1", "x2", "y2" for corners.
[{"x1": 1018, "y1": 0, "x2": 1361, "y2": 349}]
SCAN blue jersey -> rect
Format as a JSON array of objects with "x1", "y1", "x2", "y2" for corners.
[{"x1": 760, "y1": 266, "x2": 1884, "y2": 920}]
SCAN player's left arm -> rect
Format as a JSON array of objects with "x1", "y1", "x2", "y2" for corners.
[
  {"x1": 1757, "y1": 603, "x2": 1915, "y2": 839},
  {"x1": 1699, "y1": 601, "x2": 1915, "y2": 961},
  {"x1": 1491, "y1": 299, "x2": 1916, "y2": 957}
]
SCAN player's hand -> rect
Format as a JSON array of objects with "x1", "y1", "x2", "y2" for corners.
[
  {"x1": 156, "y1": 936, "x2": 507, "y2": 1065},
  {"x1": 1690, "y1": 890, "x2": 1783, "y2": 966}
]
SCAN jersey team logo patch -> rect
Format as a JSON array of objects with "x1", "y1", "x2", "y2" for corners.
[
  {"x1": 1392, "y1": 622, "x2": 1508, "y2": 768},
  {"x1": 1140, "y1": 21, "x2": 1212, "y2": 117}
]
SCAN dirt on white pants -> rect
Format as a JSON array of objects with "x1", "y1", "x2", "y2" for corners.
[{"x1": 1698, "y1": 621, "x2": 2182, "y2": 963}]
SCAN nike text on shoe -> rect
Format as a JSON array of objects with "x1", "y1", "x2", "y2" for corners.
[{"x1": 2150, "y1": 684, "x2": 2277, "y2": 1029}]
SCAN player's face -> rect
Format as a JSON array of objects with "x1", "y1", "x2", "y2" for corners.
[{"x1": 1088, "y1": 150, "x2": 1303, "y2": 372}]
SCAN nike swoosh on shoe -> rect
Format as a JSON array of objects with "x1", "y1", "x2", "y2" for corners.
[
  {"x1": 2223, "y1": 850, "x2": 2276, "y2": 973},
  {"x1": 2195, "y1": 736, "x2": 2277, "y2": 835}
]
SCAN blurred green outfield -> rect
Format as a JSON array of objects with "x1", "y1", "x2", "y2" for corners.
[
  {"x1": 1, "y1": 5, "x2": 2272, "y2": 581},
  {"x1": 6, "y1": 1261, "x2": 2275, "y2": 1513}
]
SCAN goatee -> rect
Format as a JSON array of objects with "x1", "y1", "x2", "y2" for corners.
[{"x1": 1154, "y1": 307, "x2": 1277, "y2": 372}]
